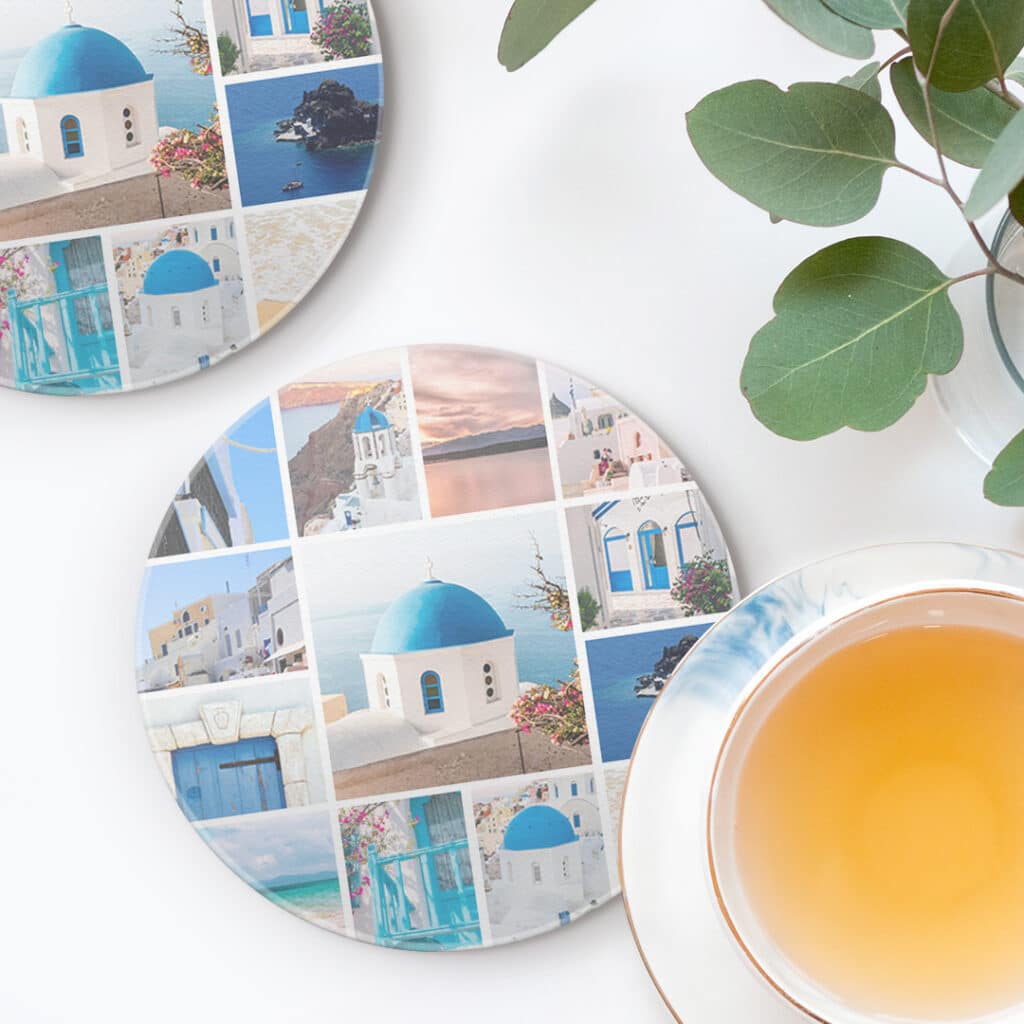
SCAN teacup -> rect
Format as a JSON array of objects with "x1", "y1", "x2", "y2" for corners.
[{"x1": 708, "y1": 585, "x2": 1024, "y2": 1024}]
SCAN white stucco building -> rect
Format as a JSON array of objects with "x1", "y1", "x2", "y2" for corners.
[
  {"x1": 550, "y1": 385, "x2": 690, "y2": 497},
  {"x1": 483, "y1": 772, "x2": 608, "y2": 937},
  {"x1": 211, "y1": 0, "x2": 380, "y2": 74},
  {"x1": 567, "y1": 489, "x2": 736, "y2": 629},
  {"x1": 497, "y1": 805, "x2": 585, "y2": 907},
  {"x1": 138, "y1": 591, "x2": 260, "y2": 692},
  {"x1": 138, "y1": 249, "x2": 224, "y2": 342},
  {"x1": 326, "y1": 572, "x2": 520, "y2": 769},
  {"x1": 156, "y1": 438, "x2": 254, "y2": 555},
  {"x1": 183, "y1": 217, "x2": 242, "y2": 282},
  {"x1": 258, "y1": 557, "x2": 306, "y2": 673},
  {"x1": 0, "y1": 22, "x2": 161, "y2": 209}
]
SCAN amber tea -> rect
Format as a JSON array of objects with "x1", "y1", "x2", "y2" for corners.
[{"x1": 716, "y1": 593, "x2": 1024, "y2": 1022}]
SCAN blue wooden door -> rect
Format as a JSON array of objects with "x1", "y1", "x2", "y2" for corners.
[
  {"x1": 172, "y1": 737, "x2": 285, "y2": 821},
  {"x1": 412, "y1": 794, "x2": 479, "y2": 937},
  {"x1": 639, "y1": 524, "x2": 670, "y2": 590},
  {"x1": 247, "y1": 0, "x2": 273, "y2": 35},
  {"x1": 603, "y1": 530, "x2": 633, "y2": 593},
  {"x1": 675, "y1": 512, "x2": 700, "y2": 571},
  {"x1": 283, "y1": 0, "x2": 310, "y2": 33}
]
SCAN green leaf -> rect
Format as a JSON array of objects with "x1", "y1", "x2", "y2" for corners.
[
  {"x1": 762, "y1": 0, "x2": 875, "y2": 58},
  {"x1": 984, "y1": 428, "x2": 1024, "y2": 504},
  {"x1": 908, "y1": 0, "x2": 1024, "y2": 92},
  {"x1": 497, "y1": 0, "x2": 599, "y2": 71},
  {"x1": 964, "y1": 107, "x2": 1024, "y2": 219},
  {"x1": 686, "y1": 81, "x2": 896, "y2": 227},
  {"x1": 1010, "y1": 180, "x2": 1024, "y2": 225},
  {"x1": 890, "y1": 58, "x2": 1014, "y2": 167},
  {"x1": 840, "y1": 60, "x2": 883, "y2": 100},
  {"x1": 823, "y1": 0, "x2": 908, "y2": 29},
  {"x1": 741, "y1": 237, "x2": 963, "y2": 439}
]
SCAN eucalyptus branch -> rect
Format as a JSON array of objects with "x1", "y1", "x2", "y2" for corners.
[
  {"x1": 878, "y1": 46, "x2": 913, "y2": 76},
  {"x1": 921, "y1": 0, "x2": 965, "y2": 204},
  {"x1": 989, "y1": 79, "x2": 1024, "y2": 110}
]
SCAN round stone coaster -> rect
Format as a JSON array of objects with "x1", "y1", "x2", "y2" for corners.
[
  {"x1": 136, "y1": 343, "x2": 739, "y2": 949},
  {"x1": 0, "y1": 1, "x2": 381, "y2": 394}
]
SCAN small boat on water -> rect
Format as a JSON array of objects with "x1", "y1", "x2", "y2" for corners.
[{"x1": 282, "y1": 180, "x2": 304, "y2": 192}]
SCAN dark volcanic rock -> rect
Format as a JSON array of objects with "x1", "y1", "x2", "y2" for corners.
[
  {"x1": 653, "y1": 634, "x2": 700, "y2": 678},
  {"x1": 634, "y1": 635, "x2": 701, "y2": 692},
  {"x1": 289, "y1": 80, "x2": 380, "y2": 152},
  {"x1": 287, "y1": 380, "x2": 393, "y2": 533}
]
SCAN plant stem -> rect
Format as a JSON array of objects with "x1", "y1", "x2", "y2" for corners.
[
  {"x1": 893, "y1": 161, "x2": 946, "y2": 188},
  {"x1": 921, "y1": 0, "x2": 964, "y2": 204},
  {"x1": 990, "y1": 79, "x2": 1024, "y2": 110},
  {"x1": 909, "y1": 0, "x2": 1024, "y2": 290},
  {"x1": 878, "y1": 45, "x2": 912, "y2": 75},
  {"x1": 949, "y1": 268, "x2": 998, "y2": 287}
]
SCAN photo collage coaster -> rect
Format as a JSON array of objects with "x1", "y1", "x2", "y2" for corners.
[
  {"x1": 136, "y1": 343, "x2": 740, "y2": 949},
  {"x1": 0, "y1": 0, "x2": 381, "y2": 393}
]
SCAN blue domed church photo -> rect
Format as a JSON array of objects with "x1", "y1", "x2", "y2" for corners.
[
  {"x1": 307, "y1": 509, "x2": 588, "y2": 798},
  {"x1": 0, "y1": 2, "x2": 229, "y2": 239},
  {"x1": 327, "y1": 569, "x2": 522, "y2": 770}
]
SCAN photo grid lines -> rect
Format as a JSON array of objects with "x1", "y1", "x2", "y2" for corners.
[
  {"x1": 399, "y1": 344, "x2": 435, "y2": 524},
  {"x1": 0, "y1": 0, "x2": 381, "y2": 393},
  {"x1": 136, "y1": 343, "x2": 738, "y2": 948}
]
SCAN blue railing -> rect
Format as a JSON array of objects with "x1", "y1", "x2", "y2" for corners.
[
  {"x1": 8, "y1": 285, "x2": 120, "y2": 392},
  {"x1": 368, "y1": 840, "x2": 481, "y2": 949}
]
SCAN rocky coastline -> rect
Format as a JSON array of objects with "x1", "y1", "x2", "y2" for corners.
[{"x1": 274, "y1": 80, "x2": 380, "y2": 152}]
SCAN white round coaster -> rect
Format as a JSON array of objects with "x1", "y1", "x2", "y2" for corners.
[
  {"x1": 136, "y1": 343, "x2": 738, "y2": 948},
  {"x1": 0, "y1": 1, "x2": 381, "y2": 393}
]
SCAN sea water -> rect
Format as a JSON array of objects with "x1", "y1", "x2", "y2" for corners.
[
  {"x1": 262, "y1": 875, "x2": 343, "y2": 929},
  {"x1": 315, "y1": 600, "x2": 577, "y2": 710},
  {"x1": 733, "y1": 623, "x2": 1024, "y2": 1021},
  {"x1": 223, "y1": 65, "x2": 381, "y2": 207},
  {"x1": 424, "y1": 448, "x2": 555, "y2": 517},
  {"x1": 585, "y1": 626, "x2": 709, "y2": 763},
  {"x1": 281, "y1": 401, "x2": 340, "y2": 459}
]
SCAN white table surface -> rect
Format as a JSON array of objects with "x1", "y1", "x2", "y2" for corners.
[{"x1": 3, "y1": 1, "x2": 1023, "y2": 1021}]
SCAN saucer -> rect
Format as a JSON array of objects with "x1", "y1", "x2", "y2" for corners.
[
  {"x1": 135, "y1": 343, "x2": 739, "y2": 950},
  {"x1": 620, "y1": 542, "x2": 1024, "y2": 1022},
  {"x1": 0, "y1": 2, "x2": 381, "y2": 394}
]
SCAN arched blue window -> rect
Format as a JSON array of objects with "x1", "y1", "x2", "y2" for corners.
[
  {"x1": 61, "y1": 115, "x2": 84, "y2": 158},
  {"x1": 572, "y1": 813, "x2": 581, "y2": 828},
  {"x1": 675, "y1": 511, "x2": 700, "y2": 571},
  {"x1": 571, "y1": 782, "x2": 578, "y2": 797},
  {"x1": 638, "y1": 520, "x2": 670, "y2": 590},
  {"x1": 212, "y1": 258, "x2": 221, "y2": 273},
  {"x1": 603, "y1": 527, "x2": 633, "y2": 593},
  {"x1": 211, "y1": 226, "x2": 219, "y2": 241},
  {"x1": 420, "y1": 670, "x2": 444, "y2": 714}
]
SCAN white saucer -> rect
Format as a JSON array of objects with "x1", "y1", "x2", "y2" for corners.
[{"x1": 619, "y1": 542, "x2": 1024, "y2": 1022}]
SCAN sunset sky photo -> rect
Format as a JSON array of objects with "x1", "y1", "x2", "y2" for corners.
[
  {"x1": 407, "y1": 346, "x2": 555, "y2": 517},
  {"x1": 409, "y1": 345, "x2": 547, "y2": 446}
]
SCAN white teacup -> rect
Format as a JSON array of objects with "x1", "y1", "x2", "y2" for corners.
[{"x1": 707, "y1": 585, "x2": 1024, "y2": 1024}]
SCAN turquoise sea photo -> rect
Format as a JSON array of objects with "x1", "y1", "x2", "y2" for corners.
[
  {"x1": 197, "y1": 808, "x2": 345, "y2": 934},
  {"x1": 585, "y1": 622, "x2": 712, "y2": 763},
  {"x1": 224, "y1": 64, "x2": 382, "y2": 207}
]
